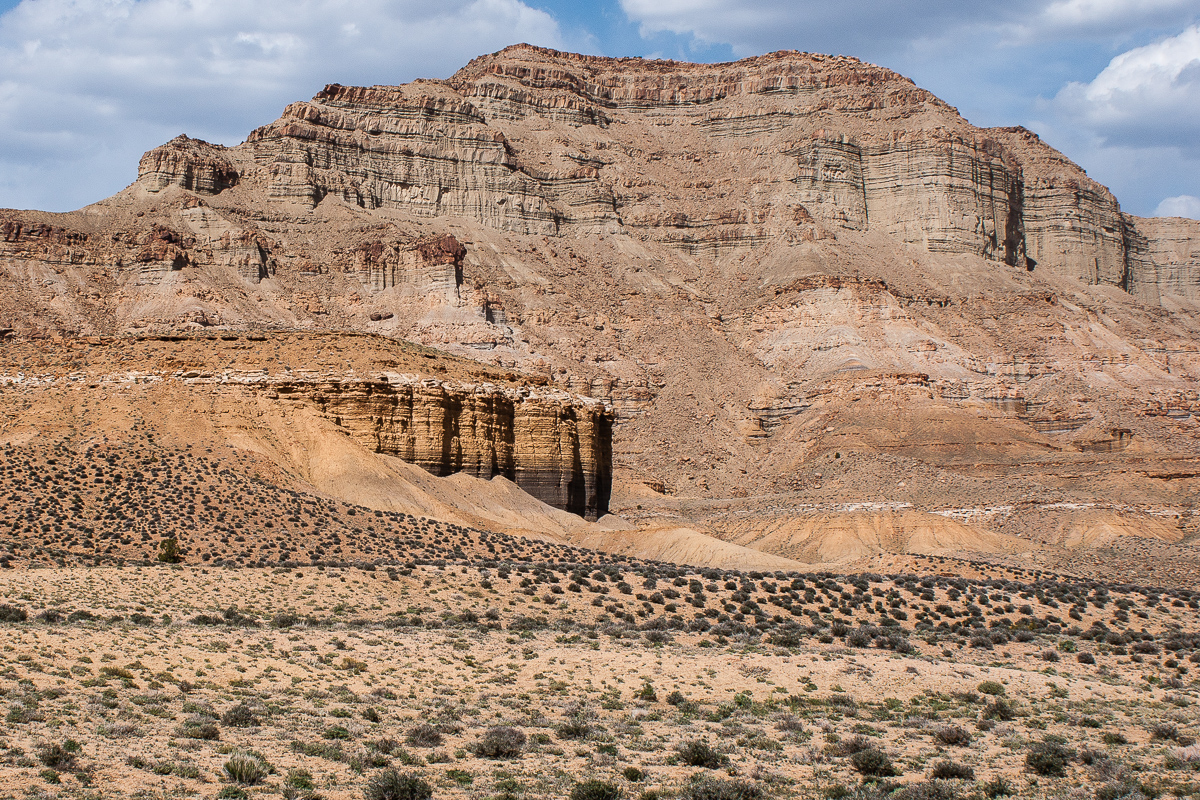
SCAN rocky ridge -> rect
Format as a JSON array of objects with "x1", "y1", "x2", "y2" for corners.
[{"x1": 134, "y1": 47, "x2": 1196, "y2": 295}]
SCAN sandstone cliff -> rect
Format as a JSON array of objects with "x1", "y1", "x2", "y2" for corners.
[
  {"x1": 269, "y1": 374, "x2": 611, "y2": 519},
  {"x1": 129, "y1": 46, "x2": 1197, "y2": 298},
  {"x1": 0, "y1": 332, "x2": 612, "y2": 519}
]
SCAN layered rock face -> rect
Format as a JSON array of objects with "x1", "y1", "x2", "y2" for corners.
[
  {"x1": 130, "y1": 46, "x2": 1191, "y2": 292},
  {"x1": 1126, "y1": 216, "x2": 1200, "y2": 301},
  {"x1": 351, "y1": 234, "x2": 465, "y2": 294},
  {"x1": 276, "y1": 375, "x2": 612, "y2": 519},
  {"x1": 6, "y1": 44, "x2": 1200, "y2": 534},
  {"x1": 139, "y1": 135, "x2": 239, "y2": 195},
  {"x1": 0, "y1": 332, "x2": 613, "y2": 519}
]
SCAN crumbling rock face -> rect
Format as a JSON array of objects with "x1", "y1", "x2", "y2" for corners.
[
  {"x1": 244, "y1": 84, "x2": 564, "y2": 233},
  {"x1": 133, "y1": 224, "x2": 192, "y2": 276},
  {"x1": 1127, "y1": 216, "x2": 1200, "y2": 302},
  {"x1": 139, "y1": 135, "x2": 239, "y2": 195},
  {"x1": 858, "y1": 131, "x2": 1025, "y2": 265},
  {"x1": 988, "y1": 126, "x2": 1133, "y2": 287},
  {"x1": 352, "y1": 234, "x2": 465, "y2": 294},
  {"x1": 180, "y1": 204, "x2": 274, "y2": 283},
  {"x1": 273, "y1": 375, "x2": 612, "y2": 519},
  {"x1": 0, "y1": 332, "x2": 614, "y2": 521}
]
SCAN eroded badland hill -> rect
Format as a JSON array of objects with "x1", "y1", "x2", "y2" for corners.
[{"x1": 1, "y1": 45, "x2": 1200, "y2": 799}]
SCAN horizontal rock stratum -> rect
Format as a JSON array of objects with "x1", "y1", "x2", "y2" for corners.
[
  {"x1": 0, "y1": 332, "x2": 614, "y2": 521},
  {"x1": 2, "y1": 45, "x2": 1200, "y2": 578},
  {"x1": 134, "y1": 46, "x2": 1195, "y2": 298}
]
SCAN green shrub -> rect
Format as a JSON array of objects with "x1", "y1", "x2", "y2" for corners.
[
  {"x1": 683, "y1": 777, "x2": 762, "y2": 800},
  {"x1": 445, "y1": 768, "x2": 473, "y2": 786},
  {"x1": 363, "y1": 770, "x2": 432, "y2": 800},
  {"x1": 850, "y1": 748, "x2": 897, "y2": 777},
  {"x1": 157, "y1": 539, "x2": 182, "y2": 563},
  {"x1": 221, "y1": 703, "x2": 256, "y2": 727},
  {"x1": 982, "y1": 699, "x2": 1014, "y2": 721},
  {"x1": 493, "y1": 775, "x2": 524, "y2": 800},
  {"x1": 981, "y1": 777, "x2": 1014, "y2": 799},
  {"x1": 1026, "y1": 741, "x2": 1073, "y2": 777},
  {"x1": 934, "y1": 725, "x2": 971, "y2": 747},
  {"x1": 929, "y1": 761, "x2": 974, "y2": 781},
  {"x1": 472, "y1": 726, "x2": 525, "y2": 758},
  {"x1": 0, "y1": 605, "x2": 28, "y2": 623},
  {"x1": 180, "y1": 717, "x2": 220, "y2": 740},
  {"x1": 977, "y1": 681, "x2": 1005, "y2": 696},
  {"x1": 35, "y1": 741, "x2": 78, "y2": 770},
  {"x1": 1151, "y1": 723, "x2": 1180, "y2": 742},
  {"x1": 286, "y1": 768, "x2": 315, "y2": 790},
  {"x1": 224, "y1": 753, "x2": 268, "y2": 785},
  {"x1": 291, "y1": 740, "x2": 345, "y2": 761},
  {"x1": 827, "y1": 735, "x2": 873, "y2": 757},
  {"x1": 324, "y1": 725, "x2": 352, "y2": 740},
  {"x1": 406, "y1": 724, "x2": 443, "y2": 747},
  {"x1": 556, "y1": 715, "x2": 592, "y2": 740},
  {"x1": 893, "y1": 781, "x2": 966, "y2": 800},
  {"x1": 216, "y1": 788, "x2": 248, "y2": 800},
  {"x1": 571, "y1": 780, "x2": 622, "y2": 800},
  {"x1": 394, "y1": 748, "x2": 425, "y2": 767},
  {"x1": 623, "y1": 767, "x2": 645, "y2": 782},
  {"x1": 369, "y1": 738, "x2": 399, "y2": 756},
  {"x1": 272, "y1": 612, "x2": 302, "y2": 628},
  {"x1": 1102, "y1": 732, "x2": 1128, "y2": 746},
  {"x1": 678, "y1": 740, "x2": 729, "y2": 769},
  {"x1": 1096, "y1": 781, "x2": 1154, "y2": 800}
]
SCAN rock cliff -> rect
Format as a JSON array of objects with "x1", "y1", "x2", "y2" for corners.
[
  {"x1": 1125, "y1": 216, "x2": 1200, "y2": 302},
  {"x1": 129, "y1": 46, "x2": 1196, "y2": 296},
  {"x1": 0, "y1": 332, "x2": 613, "y2": 519},
  {"x1": 271, "y1": 374, "x2": 612, "y2": 519}
]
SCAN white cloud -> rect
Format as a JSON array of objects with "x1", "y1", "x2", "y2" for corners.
[
  {"x1": 1052, "y1": 25, "x2": 1200, "y2": 150},
  {"x1": 0, "y1": 0, "x2": 563, "y2": 211},
  {"x1": 617, "y1": 0, "x2": 1197, "y2": 58},
  {"x1": 1155, "y1": 194, "x2": 1200, "y2": 219},
  {"x1": 1038, "y1": 0, "x2": 1195, "y2": 32},
  {"x1": 618, "y1": 0, "x2": 997, "y2": 58}
]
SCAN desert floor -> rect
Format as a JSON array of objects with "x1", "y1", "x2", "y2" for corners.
[{"x1": 0, "y1": 563, "x2": 1196, "y2": 800}]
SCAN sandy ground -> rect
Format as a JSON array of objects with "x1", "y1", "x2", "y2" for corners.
[{"x1": 0, "y1": 564, "x2": 1196, "y2": 799}]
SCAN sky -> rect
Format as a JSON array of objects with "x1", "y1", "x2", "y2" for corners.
[{"x1": 0, "y1": 0, "x2": 1197, "y2": 219}]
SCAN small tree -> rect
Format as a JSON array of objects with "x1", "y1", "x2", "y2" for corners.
[{"x1": 157, "y1": 539, "x2": 182, "y2": 563}]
